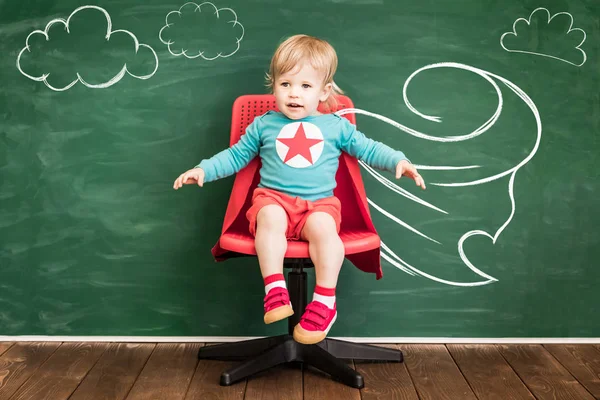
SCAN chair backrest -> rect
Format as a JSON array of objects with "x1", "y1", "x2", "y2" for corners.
[{"x1": 226, "y1": 94, "x2": 370, "y2": 235}]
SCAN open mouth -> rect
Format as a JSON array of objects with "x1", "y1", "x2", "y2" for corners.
[{"x1": 287, "y1": 103, "x2": 303, "y2": 108}]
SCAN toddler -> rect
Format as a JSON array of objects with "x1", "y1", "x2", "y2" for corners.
[{"x1": 173, "y1": 34, "x2": 425, "y2": 344}]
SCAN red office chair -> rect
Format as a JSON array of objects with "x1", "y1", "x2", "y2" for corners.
[{"x1": 197, "y1": 94, "x2": 403, "y2": 389}]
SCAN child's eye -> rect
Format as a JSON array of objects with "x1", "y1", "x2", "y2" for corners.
[
  {"x1": 281, "y1": 82, "x2": 289, "y2": 87},
  {"x1": 302, "y1": 84, "x2": 311, "y2": 88}
]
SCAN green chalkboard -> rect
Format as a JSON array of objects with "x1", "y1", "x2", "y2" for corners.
[{"x1": 1, "y1": 0, "x2": 599, "y2": 338}]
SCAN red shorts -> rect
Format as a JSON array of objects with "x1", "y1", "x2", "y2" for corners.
[{"x1": 246, "y1": 188, "x2": 342, "y2": 240}]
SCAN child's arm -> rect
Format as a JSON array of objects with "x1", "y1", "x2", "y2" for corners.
[
  {"x1": 173, "y1": 117, "x2": 262, "y2": 190},
  {"x1": 395, "y1": 159, "x2": 426, "y2": 189},
  {"x1": 339, "y1": 118, "x2": 425, "y2": 189},
  {"x1": 173, "y1": 167, "x2": 205, "y2": 189}
]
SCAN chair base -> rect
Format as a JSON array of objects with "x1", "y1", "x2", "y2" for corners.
[{"x1": 197, "y1": 334, "x2": 403, "y2": 389}]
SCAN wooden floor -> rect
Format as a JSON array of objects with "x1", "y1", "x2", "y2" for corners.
[{"x1": 0, "y1": 342, "x2": 599, "y2": 399}]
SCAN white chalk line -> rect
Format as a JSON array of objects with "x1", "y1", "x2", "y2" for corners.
[
  {"x1": 16, "y1": 5, "x2": 158, "y2": 91},
  {"x1": 359, "y1": 160, "x2": 447, "y2": 214},
  {"x1": 415, "y1": 165, "x2": 481, "y2": 170},
  {"x1": 500, "y1": 7, "x2": 587, "y2": 67},
  {"x1": 367, "y1": 199, "x2": 441, "y2": 244},
  {"x1": 381, "y1": 240, "x2": 498, "y2": 286},
  {"x1": 336, "y1": 62, "x2": 541, "y2": 286},
  {"x1": 159, "y1": 1, "x2": 244, "y2": 60}
]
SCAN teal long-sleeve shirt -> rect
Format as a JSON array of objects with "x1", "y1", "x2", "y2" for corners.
[{"x1": 197, "y1": 111, "x2": 408, "y2": 201}]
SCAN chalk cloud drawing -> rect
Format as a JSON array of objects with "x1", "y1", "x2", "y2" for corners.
[
  {"x1": 159, "y1": 2, "x2": 244, "y2": 60},
  {"x1": 500, "y1": 7, "x2": 586, "y2": 67},
  {"x1": 16, "y1": 5, "x2": 159, "y2": 91},
  {"x1": 336, "y1": 62, "x2": 541, "y2": 287}
]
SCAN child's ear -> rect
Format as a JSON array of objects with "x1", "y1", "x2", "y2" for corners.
[{"x1": 320, "y1": 82, "x2": 333, "y2": 102}]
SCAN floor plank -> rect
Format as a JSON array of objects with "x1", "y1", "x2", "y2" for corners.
[
  {"x1": 9, "y1": 342, "x2": 107, "y2": 400},
  {"x1": 401, "y1": 344, "x2": 477, "y2": 400},
  {"x1": 544, "y1": 344, "x2": 600, "y2": 398},
  {"x1": 447, "y1": 344, "x2": 535, "y2": 400},
  {"x1": 498, "y1": 344, "x2": 596, "y2": 400},
  {"x1": 2, "y1": 341, "x2": 598, "y2": 399},
  {"x1": 69, "y1": 343, "x2": 156, "y2": 400},
  {"x1": 243, "y1": 364, "x2": 302, "y2": 400},
  {"x1": 0, "y1": 343, "x2": 15, "y2": 357},
  {"x1": 125, "y1": 343, "x2": 200, "y2": 400},
  {"x1": 303, "y1": 359, "x2": 361, "y2": 400},
  {"x1": 355, "y1": 344, "x2": 418, "y2": 400},
  {"x1": 0, "y1": 342, "x2": 61, "y2": 399},
  {"x1": 184, "y1": 344, "x2": 246, "y2": 400}
]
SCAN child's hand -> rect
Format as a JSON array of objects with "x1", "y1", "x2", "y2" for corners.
[
  {"x1": 395, "y1": 160, "x2": 426, "y2": 190},
  {"x1": 173, "y1": 168, "x2": 205, "y2": 190}
]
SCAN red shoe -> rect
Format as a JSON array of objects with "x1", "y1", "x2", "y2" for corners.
[
  {"x1": 263, "y1": 287, "x2": 294, "y2": 324},
  {"x1": 293, "y1": 301, "x2": 337, "y2": 344}
]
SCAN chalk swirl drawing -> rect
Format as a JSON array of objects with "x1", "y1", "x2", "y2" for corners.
[
  {"x1": 159, "y1": 2, "x2": 244, "y2": 60},
  {"x1": 336, "y1": 62, "x2": 542, "y2": 287},
  {"x1": 16, "y1": 5, "x2": 159, "y2": 91},
  {"x1": 500, "y1": 7, "x2": 586, "y2": 67}
]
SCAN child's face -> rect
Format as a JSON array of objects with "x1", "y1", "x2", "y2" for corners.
[{"x1": 273, "y1": 63, "x2": 332, "y2": 120}]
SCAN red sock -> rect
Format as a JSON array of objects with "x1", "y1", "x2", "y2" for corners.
[
  {"x1": 264, "y1": 273, "x2": 286, "y2": 295},
  {"x1": 313, "y1": 285, "x2": 336, "y2": 309}
]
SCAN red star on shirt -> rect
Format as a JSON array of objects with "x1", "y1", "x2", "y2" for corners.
[{"x1": 277, "y1": 123, "x2": 324, "y2": 164}]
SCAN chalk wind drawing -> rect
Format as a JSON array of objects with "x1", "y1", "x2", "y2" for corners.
[
  {"x1": 16, "y1": 5, "x2": 159, "y2": 91},
  {"x1": 500, "y1": 7, "x2": 587, "y2": 67},
  {"x1": 159, "y1": 2, "x2": 244, "y2": 60},
  {"x1": 336, "y1": 62, "x2": 542, "y2": 287}
]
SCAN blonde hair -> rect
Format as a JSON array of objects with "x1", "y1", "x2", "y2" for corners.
[{"x1": 265, "y1": 34, "x2": 344, "y2": 111}]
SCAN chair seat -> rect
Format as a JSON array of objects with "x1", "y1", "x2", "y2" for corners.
[{"x1": 219, "y1": 229, "x2": 380, "y2": 259}]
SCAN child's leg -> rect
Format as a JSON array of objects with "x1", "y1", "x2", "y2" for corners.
[
  {"x1": 255, "y1": 204, "x2": 288, "y2": 278},
  {"x1": 255, "y1": 204, "x2": 294, "y2": 324},
  {"x1": 293, "y1": 211, "x2": 344, "y2": 344},
  {"x1": 300, "y1": 212, "x2": 344, "y2": 288}
]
